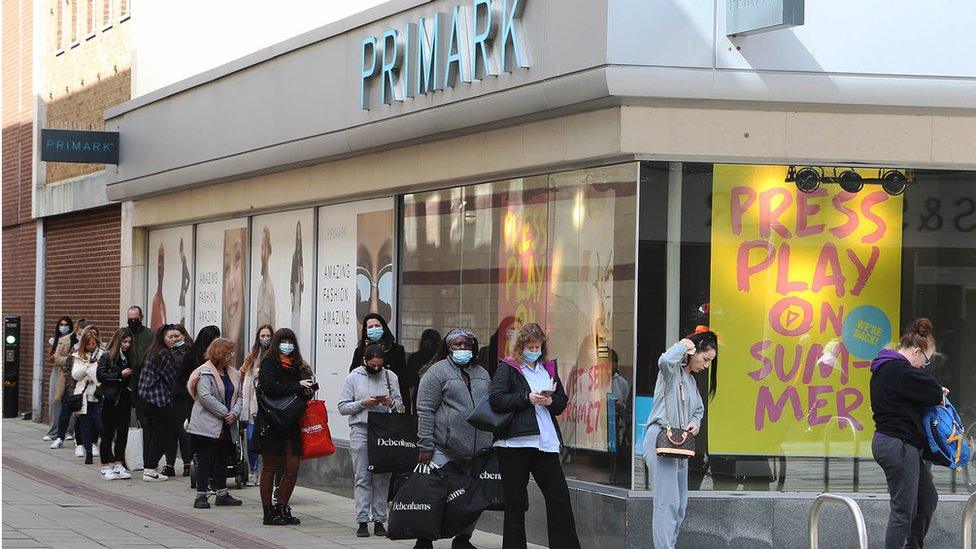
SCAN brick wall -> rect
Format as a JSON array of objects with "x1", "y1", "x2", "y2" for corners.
[
  {"x1": 41, "y1": 204, "x2": 121, "y2": 417},
  {"x1": 3, "y1": 0, "x2": 37, "y2": 415}
]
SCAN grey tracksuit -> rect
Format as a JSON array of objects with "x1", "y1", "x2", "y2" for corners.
[
  {"x1": 642, "y1": 343, "x2": 705, "y2": 549},
  {"x1": 337, "y1": 367, "x2": 402, "y2": 524}
]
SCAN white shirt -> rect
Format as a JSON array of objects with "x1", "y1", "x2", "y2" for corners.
[{"x1": 493, "y1": 361, "x2": 561, "y2": 453}]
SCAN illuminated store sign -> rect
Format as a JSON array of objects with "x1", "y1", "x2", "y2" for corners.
[{"x1": 360, "y1": 0, "x2": 529, "y2": 110}]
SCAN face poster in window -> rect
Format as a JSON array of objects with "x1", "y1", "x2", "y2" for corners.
[
  {"x1": 249, "y1": 209, "x2": 315, "y2": 351},
  {"x1": 195, "y1": 218, "x2": 248, "y2": 361},
  {"x1": 317, "y1": 198, "x2": 395, "y2": 440},
  {"x1": 147, "y1": 226, "x2": 194, "y2": 331}
]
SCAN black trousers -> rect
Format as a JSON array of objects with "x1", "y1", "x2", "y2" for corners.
[
  {"x1": 56, "y1": 386, "x2": 76, "y2": 440},
  {"x1": 192, "y1": 433, "x2": 229, "y2": 493},
  {"x1": 100, "y1": 392, "x2": 131, "y2": 465},
  {"x1": 173, "y1": 394, "x2": 194, "y2": 464},
  {"x1": 142, "y1": 402, "x2": 177, "y2": 470},
  {"x1": 873, "y1": 433, "x2": 938, "y2": 549},
  {"x1": 495, "y1": 447, "x2": 580, "y2": 549},
  {"x1": 77, "y1": 402, "x2": 103, "y2": 458}
]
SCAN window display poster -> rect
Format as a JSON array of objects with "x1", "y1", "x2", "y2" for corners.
[
  {"x1": 708, "y1": 164, "x2": 903, "y2": 457},
  {"x1": 147, "y1": 226, "x2": 194, "y2": 331},
  {"x1": 317, "y1": 198, "x2": 395, "y2": 440},
  {"x1": 249, "y1": 209, "x2": 315, "y2": 352},
  {"x1": 195, "y1": 218, "x2": 249, "y2": 361}
]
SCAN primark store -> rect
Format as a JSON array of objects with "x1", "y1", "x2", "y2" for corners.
[{"x1": 103, "y1": 0, "x2": 976, "y2": 545}]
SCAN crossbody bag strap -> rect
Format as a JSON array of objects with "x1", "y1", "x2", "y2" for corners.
[{"x1": 384, "y1": 369, "x2": 396, "y2": 414}]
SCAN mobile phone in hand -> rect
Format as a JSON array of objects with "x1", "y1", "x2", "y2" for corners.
[
  {"x1": 540, "y1": 390, "x2": 554, "y2": 397},
  {"x1": 310, "y1": 382, "x2": 320, "y2": 392}
]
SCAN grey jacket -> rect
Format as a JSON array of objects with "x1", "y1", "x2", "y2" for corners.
[
  {"x1": 186, "y1": 364, "x2": 242, "y2": 439},
  {"x1": 337, "y1": 367, "x2": 403, "y2": 427},
  {"x1": 416, "y1": 358, "x2": 493, "y2": 460},
  {"x1": 646, "y1": 342, "x2": 704, "y2": 431}
]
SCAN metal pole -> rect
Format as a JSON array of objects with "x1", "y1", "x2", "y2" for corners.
[
  {"x1": 809, "y1": 493, "x2": 868, "y2": 549},
  {"x1": 963, "y1": 491, "x2": 976, "y2": 549}
]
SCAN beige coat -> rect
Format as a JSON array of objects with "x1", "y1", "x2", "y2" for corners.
[{"x1": 51, "y1": 333, "x2": 76, "y2": 402}]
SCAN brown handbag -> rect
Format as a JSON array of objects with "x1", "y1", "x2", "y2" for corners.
[{"x1": 655, "y1": 379, "x2": 696, "y2": 459}]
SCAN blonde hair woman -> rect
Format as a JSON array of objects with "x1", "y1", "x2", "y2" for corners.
[
  {"x1": 488, "y1": 322, "x2": 580, "y2": 549},
  {"x1": 71, "y1": 327, "x2": 105, "y2": 465},
  {"x1": 240, "y1": 324, "x2": 273, "y2": 485}
]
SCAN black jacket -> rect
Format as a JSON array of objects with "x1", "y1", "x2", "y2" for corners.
[
  {"x1": 350, "y1": 342, "x2": 414, "y2": 413},
  {"x1": 257, "y1": 354, "x2": 313, "y2": 455},
  {"x1": 488, "y1": 359, "x2": 568, "y2": 442},
  {"x1": 96, "y1": 352, "x2": 132, "y2": 406},
  {"x1": 870, "y1": 355, "x2": 943, "y2": 449}
]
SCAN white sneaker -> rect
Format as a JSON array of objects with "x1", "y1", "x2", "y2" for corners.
[
  {"x1": 113, "y1": 464, "x2": 132, "y2": 480},
  {"x1": 50, "y1": 438, "x2": 64, "y2": 449},
  {"x1": 248, "y1": 472, "x2": 259, "y2": 486},
  {"x1": 65, "y1": 434, "x2": 74, "y2": 441},
  {"x1": 43, "y1": 435, "x2": 53, "y2": 441},
  {"x1": 92, "y1": 446, "x2": 100, "y2": 457},
  {"x1": 101, "y1": 467, "x2": 119, "y2": 481},
  {"x1": 142, "y1": 469, "x2": 169, "y2": 482},
  {"x1": 74, "y1": 445, "x2": 85, "y2": 458}
]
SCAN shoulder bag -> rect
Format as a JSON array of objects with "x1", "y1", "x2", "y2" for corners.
[
  {"x1": 655, "y1": 375, "x2": 696, "y2": 459},
  {"x1": 256, "y1": 373, "x2": 307, "y2": 431}
]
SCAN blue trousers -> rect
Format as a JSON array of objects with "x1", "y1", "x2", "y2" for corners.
[{"x1": 645, "y1": 425, "x2": 689, "y2": 549}]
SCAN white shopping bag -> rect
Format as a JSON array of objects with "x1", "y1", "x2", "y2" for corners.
[{"x1": 125, "y1": 427, "x2": 144, "y2": 471}]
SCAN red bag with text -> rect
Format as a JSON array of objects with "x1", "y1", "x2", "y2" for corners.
[{"x1": 300, "y1": 400, "x2": 336, "y2": 459}]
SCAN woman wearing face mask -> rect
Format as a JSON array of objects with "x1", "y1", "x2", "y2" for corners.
[
  {"x1": 71, "y1": 327, "x2": 105, "y2": 465},
  {"x1": 174, "y1": 325, "x2": 220, "y2": 477},
  {"x1": 338, "y1": 344, "x2": 403, "y2": 538},
  {"x1": 414, "y1": 329, "x2": 492, "y2": 549},
  {"x1": 50, "y1": 319, "x2": 89, "y2": 452},
  {"x1": 489, "y1": 322, "x2": 579, "y2": 549},
  {"x1": 137, "y1": 324, "x2": 183, "y2": 482},
  {"x1": 256, "y1": 328, "x2": 314, "y2": 526},
  {"x1": 241, "y1": 324, "x2": 273, "y2": 485},
  {"x1": 96, "y1": 328, "x2": 134, "y2": 480},
  {"x1": 870, "y1": 318, "x2": 948, "y2": 549},
  {"x1": 44, "y1": 316, "x2": 74, "y2": 442},
  {"x1": 642, "y1": 331, "x2": 718, "y2": 549},
  {"x1": 349, "y1": 314, "x2": 410, "y2": 413}
]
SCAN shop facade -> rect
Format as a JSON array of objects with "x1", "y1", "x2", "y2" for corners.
[{"x1": 105, "y1": 0, "x2": 976, "y2": 546}]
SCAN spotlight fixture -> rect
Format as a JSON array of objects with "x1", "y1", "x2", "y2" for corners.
[
  {"x1": 794, "y1": 167, "x2": 821, "y2": 194},
  {"x1": 837, "y1": 170, "x2": 864, "y2": 193},
  {"x1": 881, "y1": 170, "x2": 907, "y2": 196}
]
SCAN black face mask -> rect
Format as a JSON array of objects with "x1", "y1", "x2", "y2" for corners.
[
  {"x1": 365, "y1": 364, "x2": 383, "y2": 375},
  {"x1": 128, "y1": 318, "x2": 143, "y2": 332}
]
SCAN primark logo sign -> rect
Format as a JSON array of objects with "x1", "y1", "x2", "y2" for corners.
[{"x1": 359, "y1": 0, "x2": 530, "y2": 110}]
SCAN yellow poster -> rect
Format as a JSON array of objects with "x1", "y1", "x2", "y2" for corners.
[{"x1": 708, "y1": 165, "x2": 903, "y2": 457}]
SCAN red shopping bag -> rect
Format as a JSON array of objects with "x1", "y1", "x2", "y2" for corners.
[{"x1": 300, "y1": 400, "x2": 336, "y2": 459}]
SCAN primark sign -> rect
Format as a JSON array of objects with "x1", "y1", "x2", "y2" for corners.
[{"x1": 359, "y1": 0, "x2": 529, "y2": 110}]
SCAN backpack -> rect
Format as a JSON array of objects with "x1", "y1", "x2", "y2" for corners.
[{"x1": 922, "y1": 398, "x2": 972, "y2": 471}]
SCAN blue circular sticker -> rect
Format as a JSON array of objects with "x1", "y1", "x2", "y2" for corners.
[{"x1": 842, "y1": 305, "x2": 892, "y2": 359}]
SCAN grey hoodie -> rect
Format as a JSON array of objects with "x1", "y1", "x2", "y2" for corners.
[
  {"x1": 337, "y1": 367, "x2": 403, "y2": 427},
  {"x1": 416, "y1": 358, "x2": 493, "y2": 460},
  {"x1": 645, "y1": 343, "x2": 704, "y2": 431}
]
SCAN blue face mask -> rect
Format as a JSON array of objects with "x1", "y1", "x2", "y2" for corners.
[
  {"x1": 279, "y1": 343, "x2": 295, "y2": 355},
  {"x1": 58, "y1": 325, "x2": 71, "y2": 335},
  {"x1": 452, "y1": 349, "x2": 473, "y2": 365},
  {"x1": 366, "y1": 326, "x2": 384, "y2": 341},
  {"x1": 523, "y1": 350, "x2": 542, "y2": 363}
]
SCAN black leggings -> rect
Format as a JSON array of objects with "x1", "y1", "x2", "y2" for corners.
[
  {"x1": 142, "y1": 403, "x2": 177, "y2": 470},
  {"x1": 193, "y1": 433, "x2": 229, "y2": 493},
  {"x1": 100, "y1": 392, "x2": 131, "y2": 464}
]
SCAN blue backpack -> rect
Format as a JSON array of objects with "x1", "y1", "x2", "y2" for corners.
[{"x1": 923, "y1": 398, "x2": 971, "y2": 471}]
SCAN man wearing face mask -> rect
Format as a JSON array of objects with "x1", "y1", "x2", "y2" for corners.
[
  {"x1": 414, "y1": 328, "x2": 493, "y2": 549},
  {"x1": 127, "y1": 306, "x2": 155, "y2": 431}
]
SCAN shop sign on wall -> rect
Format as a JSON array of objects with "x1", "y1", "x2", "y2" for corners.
[
  {"x1": 360, "y1": 0, "x2": 530, "y2": 110},
  {"x1": 708, "y1": 165, "x2": 903, "y2": 458}
]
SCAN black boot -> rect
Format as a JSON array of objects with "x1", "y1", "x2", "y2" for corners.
[
  {"x1": 452, "y1": 534, "x2": 477, "y2": 549},
  {"x1": 193, "y1": 495, "x2": 210, "y2": 509},
  {"x1": 373, "y1": 522, "x2": 387, "y2": 537},
  {"x1": 413, "y1": 539, "x2": 433, "y2": 549},
  {"x1": 214, "y1": 492, "x2": 242, "y2": 506},
  {"x1": 278, "y1": 504, "x2": 301, "y2": 525},
  {"x1": 263, "y1": 504, "x2": 285, "y2": 525},
  {"x1": 357, "y1": 522, "x2": 370, "y2": 537}
]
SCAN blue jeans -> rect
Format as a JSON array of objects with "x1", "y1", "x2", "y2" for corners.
[
  {"x1": 78, "y1": 401, "x2": 104, "y2": 458},
  {"x1": 246, "y1": 422, "x2": 260, "y2": 472}
]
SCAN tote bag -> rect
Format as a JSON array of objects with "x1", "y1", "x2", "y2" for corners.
[
  {"x1": 367, "y1": 411, "x2": 419, "y2": 473},
  {"x1": 125, "y1": 427, "x2": 144, "y2": 471},
  {"x1": 299, "y1": 399, "x2": 336, "y2": 459}
]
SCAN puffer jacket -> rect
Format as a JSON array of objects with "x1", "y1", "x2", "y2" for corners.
[
  {"x1": 416, "y1": 358, "x2": 493, "y2": 460},
  {"x1": 71, "y1": 348, "x2": 104, "y2": 415},
  {"x1": 488, "y1": 358, "x2": 568, "y2": 443},
  {"x1": 186, "y1": 362, "x2": 242, "y2": 439}
]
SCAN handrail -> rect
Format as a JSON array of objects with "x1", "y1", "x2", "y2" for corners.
[
  {"x1": 963, "y1": 491, "x2": 976, "y2": 549},
  {"x1": 809, "y1": 493, "x2": 868, "y2": 549}
]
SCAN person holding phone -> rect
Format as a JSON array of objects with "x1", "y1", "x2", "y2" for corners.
[
  {"x1": 338, "y1": 344, "x2": 403, "y2": 538},
  {"x1": 641, "y1": 331, "x2": 718, "y2": 549},
  {"x1": 489, "y1": 322, "x2": 580, "y2": 549}
]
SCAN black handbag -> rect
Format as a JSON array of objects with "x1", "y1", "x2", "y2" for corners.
[
  {"x1": 655, "y1": 378, "x2": 696, "y2": 459},
  {"x1": 466, "y1": 394, "x2": 514, "y2": 435},
  {"x1": 257, "y1": 390, "x2": 307, "y2": 431}
]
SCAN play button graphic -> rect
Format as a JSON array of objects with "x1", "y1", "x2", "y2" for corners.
[{"x1": 785, "y1": 308, "x2": 801, "y2": 329}]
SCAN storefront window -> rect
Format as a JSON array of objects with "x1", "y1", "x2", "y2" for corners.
[
  {"x1": 636, "y1": 161, "x2": 976, "y2": 494},
  {"x1": 400, "y1": 164, "x2": 639, "y2": 488}
]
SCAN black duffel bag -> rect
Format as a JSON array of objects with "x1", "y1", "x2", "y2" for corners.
[
  {"x1": 387, "y1": 464, "x2": 449, "y2": 540},
  {"x1": 367, "y1": 411, "x2": 419, "y2": 474}
]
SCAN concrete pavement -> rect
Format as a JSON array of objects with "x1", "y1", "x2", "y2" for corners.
[{"x1": 2, "y1": 419, "x2": 539, "y2": 549}]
